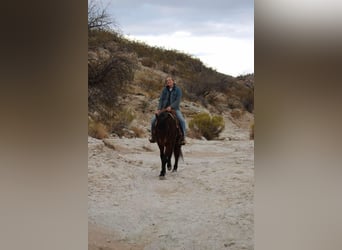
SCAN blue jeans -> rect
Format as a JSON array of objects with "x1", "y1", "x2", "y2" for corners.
[{"x1": 151, "y1": 110, "x2": 186, "y2": 136}]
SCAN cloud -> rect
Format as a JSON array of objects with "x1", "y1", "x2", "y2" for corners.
[
  {"x1": 106, "y1": 0, "x2": 254, "y2": 76},
  {"x1": 108, "y1": 0, "x2": 253, "y2": 38},
  {"x1": 126, "y1": 32, "x2": 254, "y2": 76}
]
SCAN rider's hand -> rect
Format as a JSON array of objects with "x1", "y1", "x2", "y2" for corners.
[{"x1": 166, "y1": 106, "x2": 171, "y2": 112}]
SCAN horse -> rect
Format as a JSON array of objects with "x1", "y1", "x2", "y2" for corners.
[{"x1": 154, "y1": 110, "x2": 183, "y2": 179}]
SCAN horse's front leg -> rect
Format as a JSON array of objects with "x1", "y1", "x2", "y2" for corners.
[
  {"x1": 167, "y1": 156, "x2": 172, "y2": 171},
  {"x1": 158, "y1": 146, "x2": 166, "y2": 178},
  {"x1": 159, "y1": 151, "x2": 167, "y2": 179},
  {"x1": 160, "y1": 156, "x2": 167, "y2": 179}
]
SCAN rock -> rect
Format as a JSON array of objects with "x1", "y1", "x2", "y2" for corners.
[{"x1": 102, "y1": 139, "x2": 116, "y2": 150}]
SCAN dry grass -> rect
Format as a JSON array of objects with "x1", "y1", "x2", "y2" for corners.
[
  {"x1": 88, "y1": 119, "x2": 109, "y2": 139},
  {"x1": 110, "y1": 108, "x2": 136, "y2": 135},
  {"x1": 133, "y1": 69, "x2": 165, "y2": 98},
  {"x1": 186, "y1": 129, "x2": 203, "y2": 139},
  {"x1": 130, "y1": 126, "x2": 145, "y2": 138},
  {"x1": 231, "y1": 109, "x2": 243, "y2": 119}
]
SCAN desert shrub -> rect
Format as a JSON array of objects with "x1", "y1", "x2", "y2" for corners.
[
  {"x1": 140, "y1": 99, "x2": 150, "y2": 113},
  {"x1": 189, "y1": 112, "x2": 225, "y2": 140},
  {"x1": 227, "y1": 85, "x2": 254, "y2": 113},
  {"x1": 88, "y1": 118, "x2": 109, "y2": 139},
  {"x1": 158, "y1": 63, "x2": 178, "y2": 75},
  {"x1": 130, "y1": 126, "x2": 145, "y2": 138},
  {"x1": 110, "y1": 108, "x2": 135, "y2": 136},
  {"x1": 206, "y1": 92, "x2": 219, "y2": 106},
  {"x1": 140, "y1": 57, "x2": 156, "y2": 68},
  {"x1": 240, "y1": 88, "x2": 254, "y2": 113},
  {"x1": 231, "y1": 109, "x2": 243, "y2": 119},
  {"x1": 88, "y1": 51, "x2": 137, "y2": 115},
  {"x1": 204, "y1": 91, "x2": 227, "y2": 113},
  {"x1": 134, "y1": 70, "x2": 164, "y2": 98},
  {"x1": 88, "y1": 30, "x2": 120, "y2": 48},
  {"x1": 183, "y1": 70, "x2": 231, "y2": 106},
  {"x1": 227, "y1": 96, "x2": 243, "y2": 110}
]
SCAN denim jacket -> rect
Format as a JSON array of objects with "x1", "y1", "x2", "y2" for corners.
[{"x1": 158, "y1": 84, "x2": 182, "y2": 110}]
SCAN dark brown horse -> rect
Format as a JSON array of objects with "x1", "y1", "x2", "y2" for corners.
[{"x1": 154, "y1": 110, "x2": 183, "y2": 179}]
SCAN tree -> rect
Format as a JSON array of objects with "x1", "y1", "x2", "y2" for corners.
[{"x1": 88, "y1": 0, "x2": 115, "y2": 31}]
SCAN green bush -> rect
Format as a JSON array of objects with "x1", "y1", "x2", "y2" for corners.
[{"x1": 189, "y1": 113, "x2": 225, "y2": 140}]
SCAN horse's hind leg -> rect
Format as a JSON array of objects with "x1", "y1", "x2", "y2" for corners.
[
  {"x1": 172, "y1": 145, "x2": 181, "y2": 172},
  {"x1": 165, "y1": 145, "x2": 173, "y2": 171},
  {"x1": 160, "y1": 160, "x2": 166, "y2": 178}
]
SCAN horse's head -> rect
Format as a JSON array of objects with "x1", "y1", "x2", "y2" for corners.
[{"x1": 156, "y1": 111, "x2": 170, "y2": 130}]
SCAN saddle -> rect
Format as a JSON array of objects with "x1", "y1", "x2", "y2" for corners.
[{"x1": 154, "y1": 110, "x2": 182, "y2": 137}]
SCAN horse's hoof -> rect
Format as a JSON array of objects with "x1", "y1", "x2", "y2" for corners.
[
  {"x1": 159, "y1": 175, "x2": 166, "y2": 180},
  {"x1": 172, "y1": 169, "x2": 177, "y2": 172},
  {"x1": 167, "y1": 166, "x2": 171, "y2": 171}
]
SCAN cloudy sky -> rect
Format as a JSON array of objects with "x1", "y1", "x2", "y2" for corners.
[{"x1": 106, "y1": 0, "x2": 254, "y2": 76}]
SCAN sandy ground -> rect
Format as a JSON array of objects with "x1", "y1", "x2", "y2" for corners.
[{"x1": 88, "y1": 118, "x2": 254, "y2": 250}]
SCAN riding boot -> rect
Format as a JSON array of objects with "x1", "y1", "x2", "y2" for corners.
[
  {"x1": 149, "y1": 129, "x2": 157, "y2": 143},
  {"x1": 180, "y1": 135, "x2": 186, "y2": 145},
  {"x1": 177, "y1": 126, "x2": 186, "y2": 145},
  {"x1": 179, "y1": 129, "x2": 186, "y2": 145}
]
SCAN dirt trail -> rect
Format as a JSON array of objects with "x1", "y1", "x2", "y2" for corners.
[{"x1": 88, "y1": 118, "x2": 254, "y2": 250}]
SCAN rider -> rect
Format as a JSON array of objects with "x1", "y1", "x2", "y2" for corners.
[{"x1": 149, "y1": 76, "x2": 186, "y2": 145}]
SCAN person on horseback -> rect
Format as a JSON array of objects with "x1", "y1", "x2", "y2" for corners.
[{"x1": 149, "y1": 76, "x2": 187, "y2": 145}]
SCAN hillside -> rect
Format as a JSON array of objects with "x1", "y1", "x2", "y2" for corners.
[
  {"x1": 88, "y1": 29, "x2": 254, "y2": 139},
  {"x1": 88, "y1": 29, "x2": 254, "y2": 250}
]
